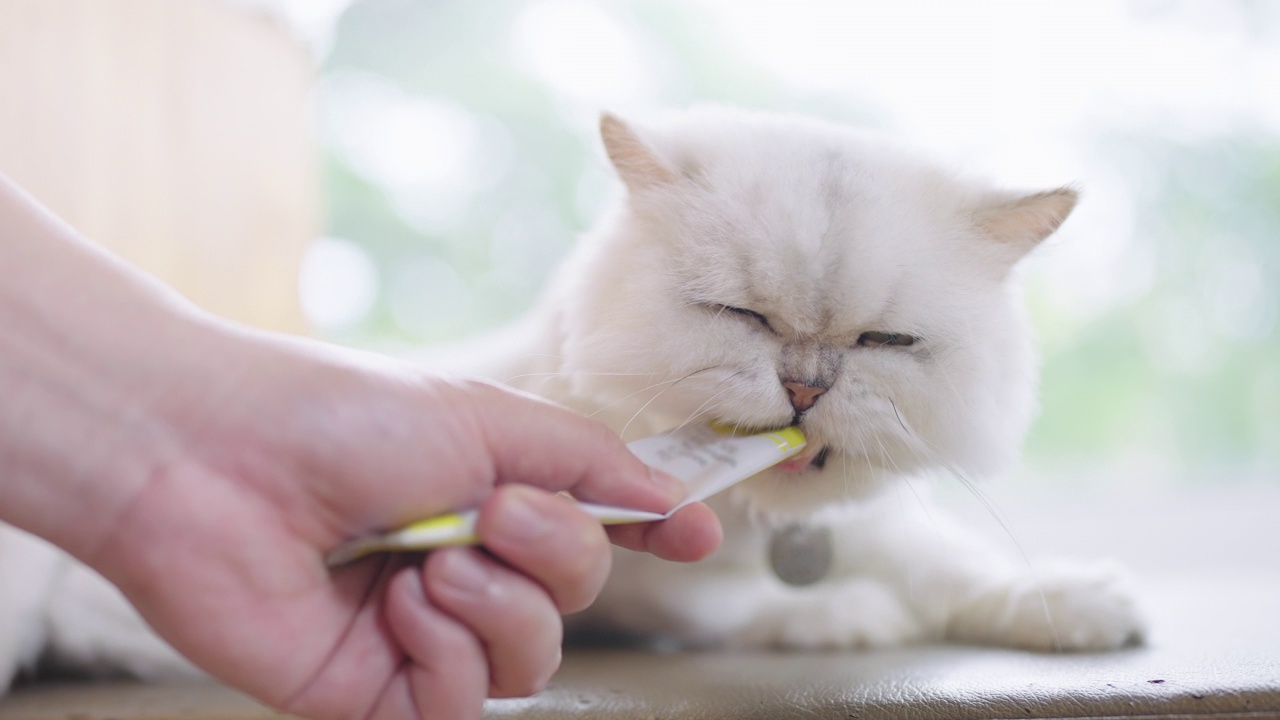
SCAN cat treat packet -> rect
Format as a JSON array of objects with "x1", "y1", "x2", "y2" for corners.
[{"x1": 325, "y1": 423, "x2": 807, "y2": 566}]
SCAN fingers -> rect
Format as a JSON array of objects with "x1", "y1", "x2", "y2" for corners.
[
  {"x1": 424, "y1": 547, "x2": 564, "y2": 698},
  {"x1": 457, "y1": 380, "x2": 688, "y2": 514},
  {"x1": 392, "y1": 486, "x2": 613, "y2": 705},
  {"x1": 475, "y1": 485, "x2": 611, "y2": 613},
  {"x1": 382, "y1": 566, "x2": 487, "y2": 720},
  {"x1": 457, "y1": 382, "x2": 726, "y2": 564},
  {"x1": 606, "y1": 503, "x2": 723, "y2": 562}
]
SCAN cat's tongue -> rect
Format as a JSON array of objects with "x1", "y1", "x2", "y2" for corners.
[{"x1": 775, "y1": 445, "x2": 824, "y2": 473}]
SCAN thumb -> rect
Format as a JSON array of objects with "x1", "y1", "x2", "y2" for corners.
[
  {"x1": 305, "y1": 371, "x2": 683, "y2": 541},
  {"x1": 458, "y1": 380, "x2": 686, "y2": 512}
]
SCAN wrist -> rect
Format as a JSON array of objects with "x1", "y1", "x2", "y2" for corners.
[
  {"x1": 0, "y1": 300, "x2": 214, "y2": 562},
  {"x1": 0, "y1": 174, "x2": 237, "y2": 562}
]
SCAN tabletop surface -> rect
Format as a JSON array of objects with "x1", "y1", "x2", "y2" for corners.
[{"x1": 4, "y1": 485, "x2": 1277, "y2": 720}]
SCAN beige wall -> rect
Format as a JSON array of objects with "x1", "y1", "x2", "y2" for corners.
[{"x1": 0, "y1": 0, "x2": 318, "y2": 333}]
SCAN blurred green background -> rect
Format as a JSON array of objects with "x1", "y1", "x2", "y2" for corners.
[{"x1": 300, "y1": 0, "x2": 1279, "y2": 485}]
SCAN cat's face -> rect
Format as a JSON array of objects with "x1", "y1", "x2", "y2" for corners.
[{"x1": 559, "y1": 108, "x2": 1075, "y2": 517}]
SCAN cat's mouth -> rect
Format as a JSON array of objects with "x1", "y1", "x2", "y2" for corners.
[
  {"x1": 775, "y1": 445, "x2": 830, "y2": 473},
  {"x1": 714, "y1": 420, "x2": 831, "y2": 473}
]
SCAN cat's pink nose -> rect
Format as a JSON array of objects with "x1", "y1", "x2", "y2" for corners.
[{"x1": 782, "y1": 381, "x2": 828, "y2": 413}]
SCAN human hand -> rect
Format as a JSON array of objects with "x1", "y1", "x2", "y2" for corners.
[
  {"x1": 0, "y1": 172, "x2": 719, "y2": 718},
  {"x1": 81, "y1": 324, "x2": 722, "y2": 720}
]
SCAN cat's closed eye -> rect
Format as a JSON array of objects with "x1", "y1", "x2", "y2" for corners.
[
  {"x1": 858, "y1": 331, "x2": 916, "y2": 348},
  {"x1": 714, "y1": 304, "x2": 772, "y2": 331}
]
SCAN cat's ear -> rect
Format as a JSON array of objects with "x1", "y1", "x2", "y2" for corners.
[
  {"x1": 972, "y1": 186, "x2": 1078, "y2": 266},
  {"x1": 601, "y1": 113, "x2": 677, "y2": 192}
]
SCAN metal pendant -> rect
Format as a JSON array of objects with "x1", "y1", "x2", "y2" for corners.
[{"x1": 767, "y1": 524, "x2": 833, "y2": 587}]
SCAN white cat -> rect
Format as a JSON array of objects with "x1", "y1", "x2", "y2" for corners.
[
  {"x1": 0, "y1": 107, "x2": 1142, "y2": 692},
  {"x1": 449, "y1": 107, "x2": 1144, "y2": 651}
]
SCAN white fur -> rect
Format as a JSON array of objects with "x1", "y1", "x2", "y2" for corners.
[
  {"x1": 0, "y1": 526, "x2": 62, "y2": 685},
  {"x1": 0, "y1": 107, "x2": 1143, "y2": 692},
  {"x1": 0, "y1": 525, "x2": 195, "y2": 690}
]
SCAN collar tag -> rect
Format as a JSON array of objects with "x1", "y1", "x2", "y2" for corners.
[{"x1": 768, "y1": 524, "x2": 833, "y2": 586}]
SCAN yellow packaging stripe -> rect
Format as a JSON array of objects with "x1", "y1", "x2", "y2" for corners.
[
  {"x1": 765, "y1": 426, "x2": 806, "y2": 452},
  {"x1": 400, "y1": 514, "x2": 468, "y2": 535},
  {"x1": 709, "y1": 421, "x2": 806, "y2": 451}
]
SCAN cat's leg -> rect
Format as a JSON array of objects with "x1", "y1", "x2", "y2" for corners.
[
  {"x1": 840, "y1": 491, "x2": 1146, "y2": 652},
  {"x1": 577, "y1": 499, "x2": 929, "y2": 650},
  {"x1": 724, "y1": 576, "x2": 928, "y2": 649},
  {"x1": 941, "y1": 558, "x2": 1143, "y2": 652},
  {"x1": 575, "y1": 547, "x2": 927, "y2": 649},
  {"x1": 585, "y1": 492, "x2": 1143, "y2": 652},
  {"x1": 42, "y1": 562, "x2": 198, "y2": 680},
  {"x1": 0, "y1": 525, "x2": 64, "y2": 691}
]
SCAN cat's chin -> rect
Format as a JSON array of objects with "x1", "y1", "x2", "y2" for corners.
[
  {"x1": 773, "y1": 444, "x2": 830, "y2": 473},
  {"x1": 727, "y1": 448, "x2": 889, "y2": 522}
]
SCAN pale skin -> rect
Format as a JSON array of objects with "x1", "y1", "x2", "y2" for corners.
[{"x1": 0, "y1": 173, "x2": 723, "y2": 719}]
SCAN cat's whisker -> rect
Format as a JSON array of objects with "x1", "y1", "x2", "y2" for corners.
[
  {"x1": 502, "y1": 370, "x2": 668, "y2": 383},
  {"x1": 667, "y1": 372, "x2": 744, "y2": 436},
  {"x1": 874, "y1": 418, "x2": 944, "y2": 609},
  {"x1": 852, "y1": 427, "x2": 878, "y2": 492},
  {"x1": 670, "y1": 402, "x2": 730, "y2": 437},
  {"x1": 928, "y1": 358, "x2": 971, "y2": 418},
  {"x1": 886, "y1": 399, "x2": 1018, "y2": 537},
  {"x1": 870, "y1": 427, "x2": 904, "y2": 478},
  {"x1": 619, "y1": 367, "x2": 717, "y2": 439},
  {"x1": 886, "y1": 397, "x2": 1062, "y2": 652},
  {"x1": 889, "y1": 399, "x2": 1020, "y2": 538},
  {"x1": 586, "y1": 373, "x2": 708, "y2": 419},
  {"x1": 506, "y1": 368, "x2": 719, "y2": 420},
  {"x1": 898, "y1": 472, "x2": 939, "y2": 532},
  {"x1": 840, "y1": 437, "x2": 851, "y2": 498}
]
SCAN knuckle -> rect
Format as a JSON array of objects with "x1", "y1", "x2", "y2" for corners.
[
  {"x1": 429, "y1": 609, "x2": 485, "y2": 660},
  {"x1": 556, "y1": 525, "x2": 611, "y2": 612}
]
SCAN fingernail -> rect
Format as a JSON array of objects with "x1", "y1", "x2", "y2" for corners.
[
  {"x1": 494, "y1": 485, "x2": 554, "y2": 543},
  {"x1": 437, "y1": 550, "x2": 490, "y2": 596},
  {"x1": 399, "y1": 567, "x2": 427, "y2": 603}
]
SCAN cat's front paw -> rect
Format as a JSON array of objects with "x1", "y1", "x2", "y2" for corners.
[
  {"x1": 730, "y1": 579, "x2": 925, "y2": 650},
  {"x1": 956, "y1": 560, "x2": 1145, "y2": 652}
]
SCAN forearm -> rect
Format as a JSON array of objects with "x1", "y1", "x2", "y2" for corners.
[{"x1": 0, "y1": 173, "x2": 217, "y2": 561}]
